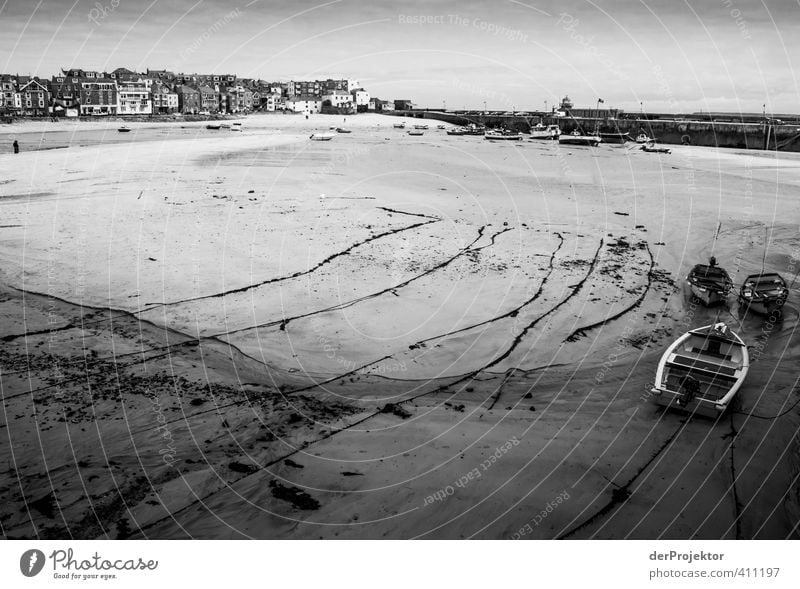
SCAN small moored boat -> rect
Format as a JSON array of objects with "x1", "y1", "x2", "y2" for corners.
[
  {"x1": 598, "y1": 132, "x2": 633, "y2": 144},
  {"x1": 335, "y1": 127, "x2": 351, "y2": 133},
  {"x1": 651, "y1": 322, "x2": 749, "y2": 417},
  {"x1": 414, "y1": 124, "x2": 429, "y2": 130},
  {"x1": 447, "y1": 124, "x2": 485, "y2": 136},
  {"x1": 636, "y1": 132, "x2": 653, "y2": 143},
  {"x1": 206, "y1": 124, "x2": 221, "y2": 130},
  {"x1": 687, "y1": 260, "x2": 733, "y2": 305},
  {"x1": 407, "y1": 130, "x2": 424, "y2": 136},
  {"x1": 738, "y1": 273, "x2": 788, "y2": 315},
  {"x1": 393, "y1": 123, "x2": 406, "y2": 129},
  {"x1": 117, "y1": 126, "x2": 131, "y2": 133},
  {"x1": 529, "y1": 123, "x2": 560, "y2": 140},
  {"x1": 642, "y1": 141, "x2": 671, "y2": 154},
  {"x1": 558, "y1": 129, "x2": 601, "y2": 146},
  {"x1": 485, "y1": 129, "x2": 524, "y2": 140},
  {"x1": 437, "y1": 124, "x2": 446, "y2": 129},
  {"x1": 309, "y1": 132, "x2": 334, "y2": 141}
]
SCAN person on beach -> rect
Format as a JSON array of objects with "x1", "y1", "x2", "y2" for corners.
[
  {"x1": 13, "y1": 139, "x2": 19, "y2": 153},
  {"x1": 709, "y1": 256, "x2": 717, "y2": 267}
]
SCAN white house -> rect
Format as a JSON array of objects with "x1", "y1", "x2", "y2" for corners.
[
  {"x1": 117, "y1": 78, "x2": 152, "y2": 115},
  {"x1": 321, "y1": 89, "x2": 352, "y2": 108},
  {"x1": 286, "y1": 95, "x2": 322, "y2": 114},
  {"x1": 351, "y1": 89, "x2": 370, "y2": 108}
]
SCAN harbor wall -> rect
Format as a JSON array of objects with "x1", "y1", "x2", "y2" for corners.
[{"x1": 387, "y1": 111, "x2": 800, "y2": 152}]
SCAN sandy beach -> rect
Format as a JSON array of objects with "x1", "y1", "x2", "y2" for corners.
[{"x1": 1, "y1": 112, "x2": 798, "y2": 539}]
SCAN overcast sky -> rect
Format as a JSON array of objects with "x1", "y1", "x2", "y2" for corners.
[{"x1": 2, "y1": 0, "x2": 798, "y2": 113}]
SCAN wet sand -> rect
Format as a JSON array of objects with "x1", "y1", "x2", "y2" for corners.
[{"x1": 1, "y1": 113, "x2": 799, "y2": 539}]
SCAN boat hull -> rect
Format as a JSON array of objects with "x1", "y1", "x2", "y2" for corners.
[
  {"x1": 738, "y1": 296, "x2": 785, "y2": 315},
  {"x1": 485, "y1": 134, "x2": 523, "y2": 140},
  {"x1": 559, "y1": 136, "x2": 600, "y2": 146},
  {"x1": 651, "y1": 389, "x2": 728, "y2": 418},
  {"x1": 689, "y1": 284, "x2": 728, "y2": 306},
  {"x1": 598, "y1": 133, "x2": 632, "y2": 144}
]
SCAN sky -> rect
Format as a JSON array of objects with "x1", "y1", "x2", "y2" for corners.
[{"x1": 1, "y1": 0, "x2": 799, "y2": 113}]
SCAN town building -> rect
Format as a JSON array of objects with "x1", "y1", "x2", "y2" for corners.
[
  {"x1": 151, "y1": 82, "x2": 178, "y2": 114},
  {"x1": 117, "y1": 78, "x2": 152, "y2": 115},
  {"x1": 394, "y1": 99, "x2": 414, "y2": 111},
  {"x1": 197, "y1": 85, "x2": 219, "y2": 113},
  {"x1": 175, "y1": 85, "x2": 200, "y2": 114},
  {"x1": 351, "y1": 89, "x2": 370, "y2": 112},
  {"x1": 0, "y1": 75, "x2": 18, "y2": 113},
  {"x1": 289, "y1": 80, "x2": 321, "y2": 97},
  {"x1": 16, "y1": 77, "x2": 50, "y2": 116},
  {"x1": 223, "y1": 84, "x2": 253, "y2": 113},
  {"x1": 51, "y1": 70, "x2": 119, "y2": 115},
  {"x1": 286, "y1": 95, "x2": 322, "y2": 114},
  {"x1": 322, "y1": 89, "x2": 353, "y2": 109}
]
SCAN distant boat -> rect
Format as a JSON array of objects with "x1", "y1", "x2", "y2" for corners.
[
  {"x1": 232, "y1": 122, "x2": 242, "y2": 126},
  {"x1": 335, "y1": 127, "x2": 351, "y2": 133},
  {"x1": 407, "y1": 130, "x2": 424, "y2": 136},
  {"x1": 485, "y1": 129, "x2": 524, "y2": 140},
  {"x1": 598, "y1": 132, "x2": 633, "y2": 144},
  {"x1": 738, "y1": 273, "x2": 788, "y2": 315},
  {"x1": 393, "y1": 122, "x2": 406, "y2": 129},
  {"x1": 414, "y1": 124, "x2": 429, "y2": 130},
  {"x1": 437, "y1": 124, "x2": 446, "y2": 129},
  {"x1": 650, "y1": 322, "x2": 749, "y2": 417},
  {"x1": 529, "y1": 123, "x2": 560, "y2": 140},
  {"x1": 558, "y1": 129, "x2": 601, "y2": 146},
  {"x1": 687, "y1": 262, "x2": 733, "y2": 306},
  {"x1": 447, "y1": 124, "x2": 485, "y2": 136},
  {"x1": 309, "y1": 132, "x2": 334, "y2": 141},
  {"x1": 220, "y1": 123, "x2": 231, "y2": 129},
  {"x1": 636, "y1": 132, "x2": 653, "y2": 143},
  {"x1": 117, "y1": 126, "x2": 131, "y2": 133},
  {"x1": 206, "y1": 124, "x2": 221, "y2": 130},
  {"x1": 641, "y1": 141, "x2": 671, "y2": 154}
]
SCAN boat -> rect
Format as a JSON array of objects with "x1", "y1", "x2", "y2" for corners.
[
  {"x1": 393, "y1": 123, "x2": 406, "y2": 129},
  {"x1": 117, "y1": 126, "x2": 131, "y2": 133},
  {"x1": 485, "y1": 129, "x2": 524, "y2": 141},
  {"x1": 558, "y1": 129, "x2": 601, "y2": 146},
  {"x1": 220, "y1": 123, "x2": 231, "y2": 129},
  {"x1": 447, "y1": 124, "x2": 485, "y2": 136},
  {"x1": 737, "y1": 272, "x2": 788, "y2": 315},
  {"x1": 414, "y1": 124, "x2": 429, "y2": 130},
  {"x1": 686, "y1": 261, "x2": 733, "y2": 305},
  {"x1": 232, "y1": 122, "x2": 242, "y2": 126},
  {"x1": 529, "y1": 123, "x2": 560, "y2": 140},
  {"x1": 206, "y1": 124, "x2": 221, "y2": 130},
  {"x1": 641, "y1": 141, "x2": 671, "y2": 154},
  {"x1": 598, "y1": 132, "x2": 633, "y2": 144},
  {"x1": 650, "y1": 322, "x2": 749, "y2": 417},
  {"x1": 335, "y1": 127, "x2": 351, "y2": 133},
  {"x1": 636, "y1": 132, "x2": 653, "y2": 143},
  {"x1": 437, "y1": 124, "x2": 446, "y2": 130},
  {"x1": 309, "y1": 132, "x2": 334, "y2": 141},
  {"x1": 407, "y1": 130, "x2": 424, "y2": 136}
]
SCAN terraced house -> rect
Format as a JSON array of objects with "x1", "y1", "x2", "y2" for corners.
[
  {"x1": 1, "y1": 74, "x2": 20, "y2": 114},
  {"x1": 151, "y1": 82, "x2": 178, "y2": 114},
  {"x1": 176, "y1": 85, "x2": 200, "y2": 114},
  {"x1": 51, "y1": 69, "x2": 118, "y2": 115},
  {"x1": 16, "y1": 77, "x2": 50, "y2": 116},
  {"x1": 197, "y1": 85, "x2": 218, "y2": 113}
]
